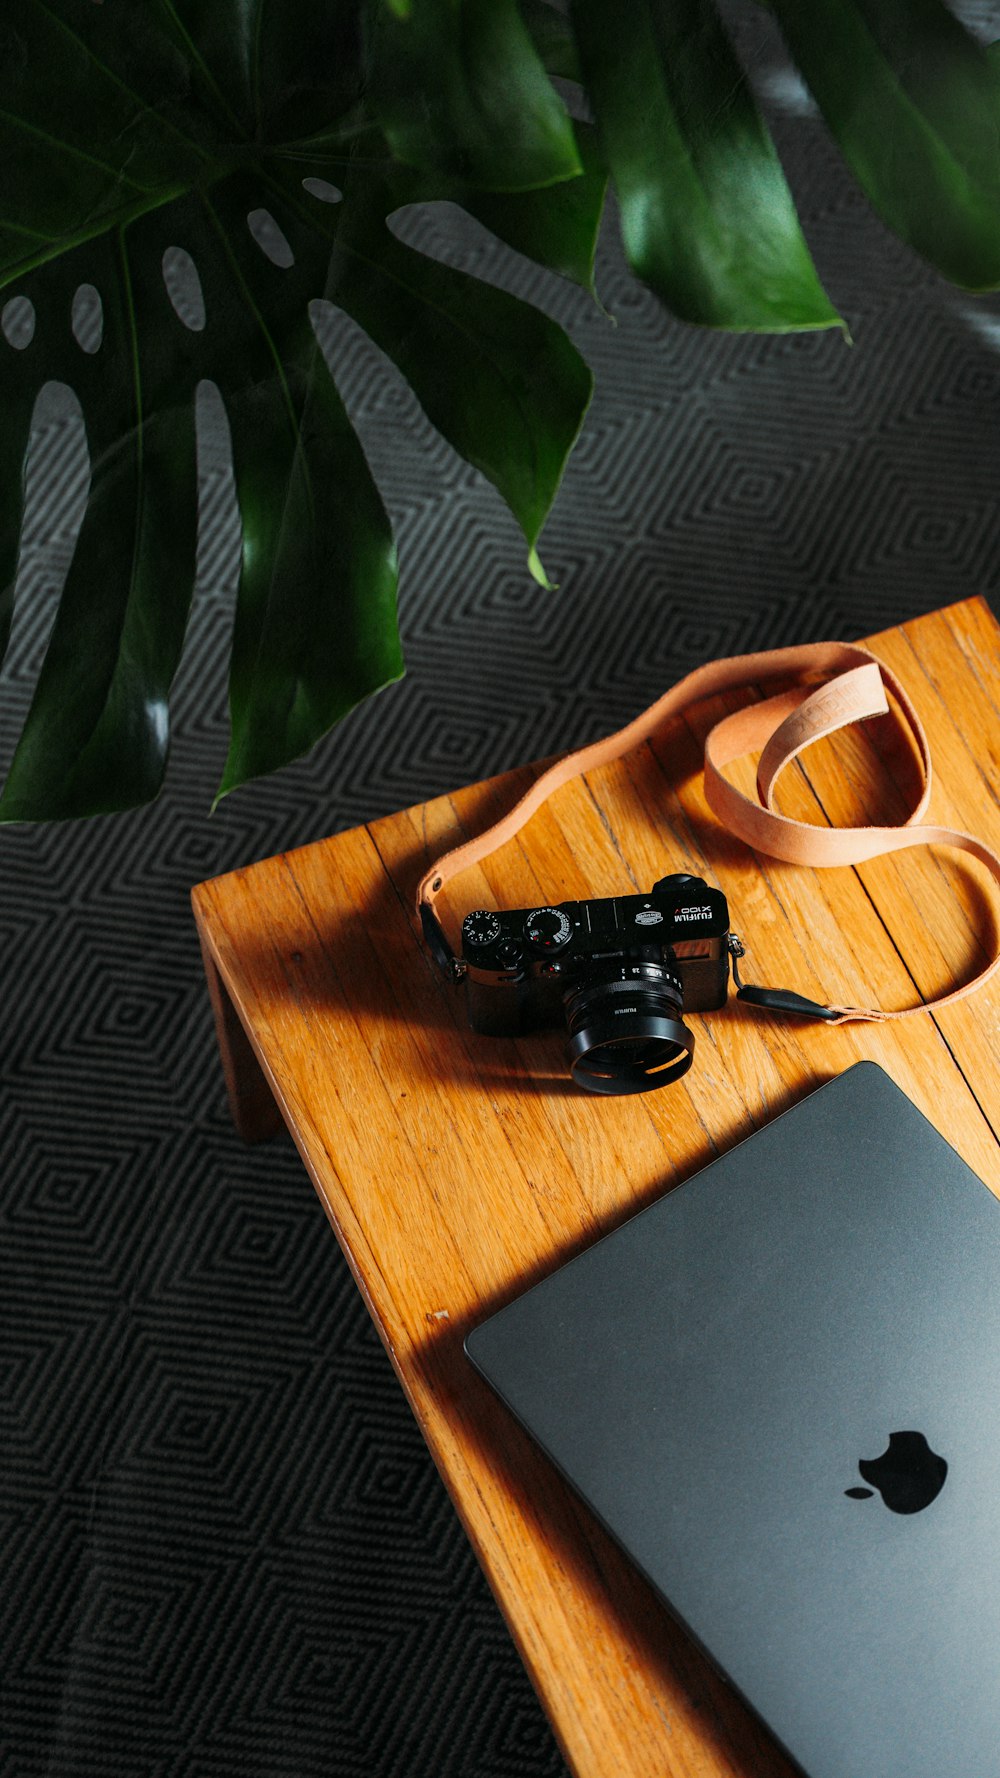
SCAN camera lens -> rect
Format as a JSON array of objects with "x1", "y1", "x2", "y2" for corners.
[{"x1": 562, "y1": 962, "x2": 694, "y2": 1096}]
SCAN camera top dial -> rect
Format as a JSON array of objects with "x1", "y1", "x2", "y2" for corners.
[
  {"x1": 525, "y1": 907, "x2": 573, "y2": 952},
  {"x1": 463, "y1": 910, "x2": 502, "y2": 950}
]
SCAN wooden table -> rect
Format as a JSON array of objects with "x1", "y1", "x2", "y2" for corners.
[{"x1": 191, "y1": 596, "x2": 1000, "y2": 1778}]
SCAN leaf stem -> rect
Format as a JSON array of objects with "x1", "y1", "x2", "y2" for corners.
[
  {"x1": 251, "y1": 0, "x2": 265, "y2": 140},
  {"x1": 271, "y1": 108, "x2": 383, "y2": 153},
  {"x1": 152, "y1": 0, "x2": 249, "y2": 142},
  {"x1": 272, "y1": 150, "x2": 395, "y2": 170}
]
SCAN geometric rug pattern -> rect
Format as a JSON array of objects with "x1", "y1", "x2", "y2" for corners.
[{"x1": 5, "y1": 11, "x2": 1000, "y2": 1772}]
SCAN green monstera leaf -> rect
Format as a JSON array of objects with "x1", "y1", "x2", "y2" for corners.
[
  {"x1": 0, "y1": 0, "x2": 599, "y2": 819},
  {"x1": 570, "y1": 0, "x2": 844, "y2": 332},
  {"x1": 5, "y1": 0, "x2": 1000, "y2": 822},
  {"x1": 769, "y1": 0, "x2": 1000, "y2": 291}
]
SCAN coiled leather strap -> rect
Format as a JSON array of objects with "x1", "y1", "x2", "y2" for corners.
[{"x1": 417, "y1": 641, "x2": 1000, "y2": 1023}]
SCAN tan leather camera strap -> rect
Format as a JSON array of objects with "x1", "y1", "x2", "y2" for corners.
[{"x1": 417, "y1": 641, "x2": 1000, "y2": 1023}]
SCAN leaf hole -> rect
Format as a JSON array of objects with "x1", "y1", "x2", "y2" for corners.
[
  {"x1": 2, "y1": 296, "x2": 36, "y2": 350},
  {"x1": 246, "y1": 209, "x2": 295, "y2": 269},
  {"x1": 308, "y1": 298, "x2": 426, "y2": 437},
  {"x1": 162, "y1": 246, "x2": 206, "y2": 332},
  {"x1": 4, "y1": 382, "x2": 90, "y2": 698},
  {"x1": 387, "y1": 200, "x2": 531, "y2": 289},
  {"x1": 71, "y1": 284, "x2": 103, "y2": 355},
  {"x1": 193, "y1": 379, "x2": 242, "y2": 605},
  {"x1": 302, "y1": 177, "x2": 342, "y2": 205}
]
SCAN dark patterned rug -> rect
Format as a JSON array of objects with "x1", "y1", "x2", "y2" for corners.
[{"x1": 5, "y1": 9, "x2": 1000, "y2": 1774}]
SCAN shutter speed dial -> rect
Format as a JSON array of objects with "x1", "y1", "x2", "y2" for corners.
[{"x1": 525, "y1": 906, "x2": 572, "y2": 952}]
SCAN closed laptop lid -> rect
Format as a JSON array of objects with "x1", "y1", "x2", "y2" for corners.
[{"x1": 466, "y1": 1062, "x2": 1000, "y2": 1778}]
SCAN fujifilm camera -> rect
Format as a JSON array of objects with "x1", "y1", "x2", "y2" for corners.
[{"x1": 460, "y1": 873, "x2": 732, "y2": 1096}]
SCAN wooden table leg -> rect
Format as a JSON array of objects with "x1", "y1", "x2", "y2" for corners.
[{"x1": 196, "y1": 929, "x2": 284, "y2": 1143}]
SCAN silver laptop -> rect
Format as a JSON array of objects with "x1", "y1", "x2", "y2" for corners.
[{"x1": 465, "y1": 1062, "x2": 1000, "y2": 1778}]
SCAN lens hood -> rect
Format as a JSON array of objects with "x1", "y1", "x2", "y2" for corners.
[
  {"x1": 563, "y1": 966, "x2": 694, "y2": 1095},
  {"x1": 565, "y1": 1012, "x2": 694, "y2": 1095}
]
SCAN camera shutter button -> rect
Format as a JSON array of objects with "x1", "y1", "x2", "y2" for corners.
[
  {"x1": 652, "y1": 873, "x2": 698, "y2": 896},
  {"x1": 496, "y1": 939, "x2": 523, "y2": 968}
]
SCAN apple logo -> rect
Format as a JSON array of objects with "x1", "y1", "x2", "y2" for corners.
[{"x1": 845, "y1": 1430, "x2": 948, "y2": 1515}]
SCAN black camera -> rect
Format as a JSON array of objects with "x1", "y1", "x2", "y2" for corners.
[{"x1": 460, "y1": 873, "x2": 731, "y2": 1096}]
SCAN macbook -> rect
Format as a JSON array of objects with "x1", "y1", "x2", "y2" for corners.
[{"x1": 466, "y1": 1062, "x2": 1000, "y2": 1778}]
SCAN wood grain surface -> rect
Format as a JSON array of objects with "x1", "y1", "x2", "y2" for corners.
[{"x1": 192, "y1": 596, "x2": 1000, "y2": 1778}]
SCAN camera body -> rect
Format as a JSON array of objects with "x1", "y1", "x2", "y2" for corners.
[{"x1": 461, "y1": 873, "x2": 731, "y2": 1038}]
